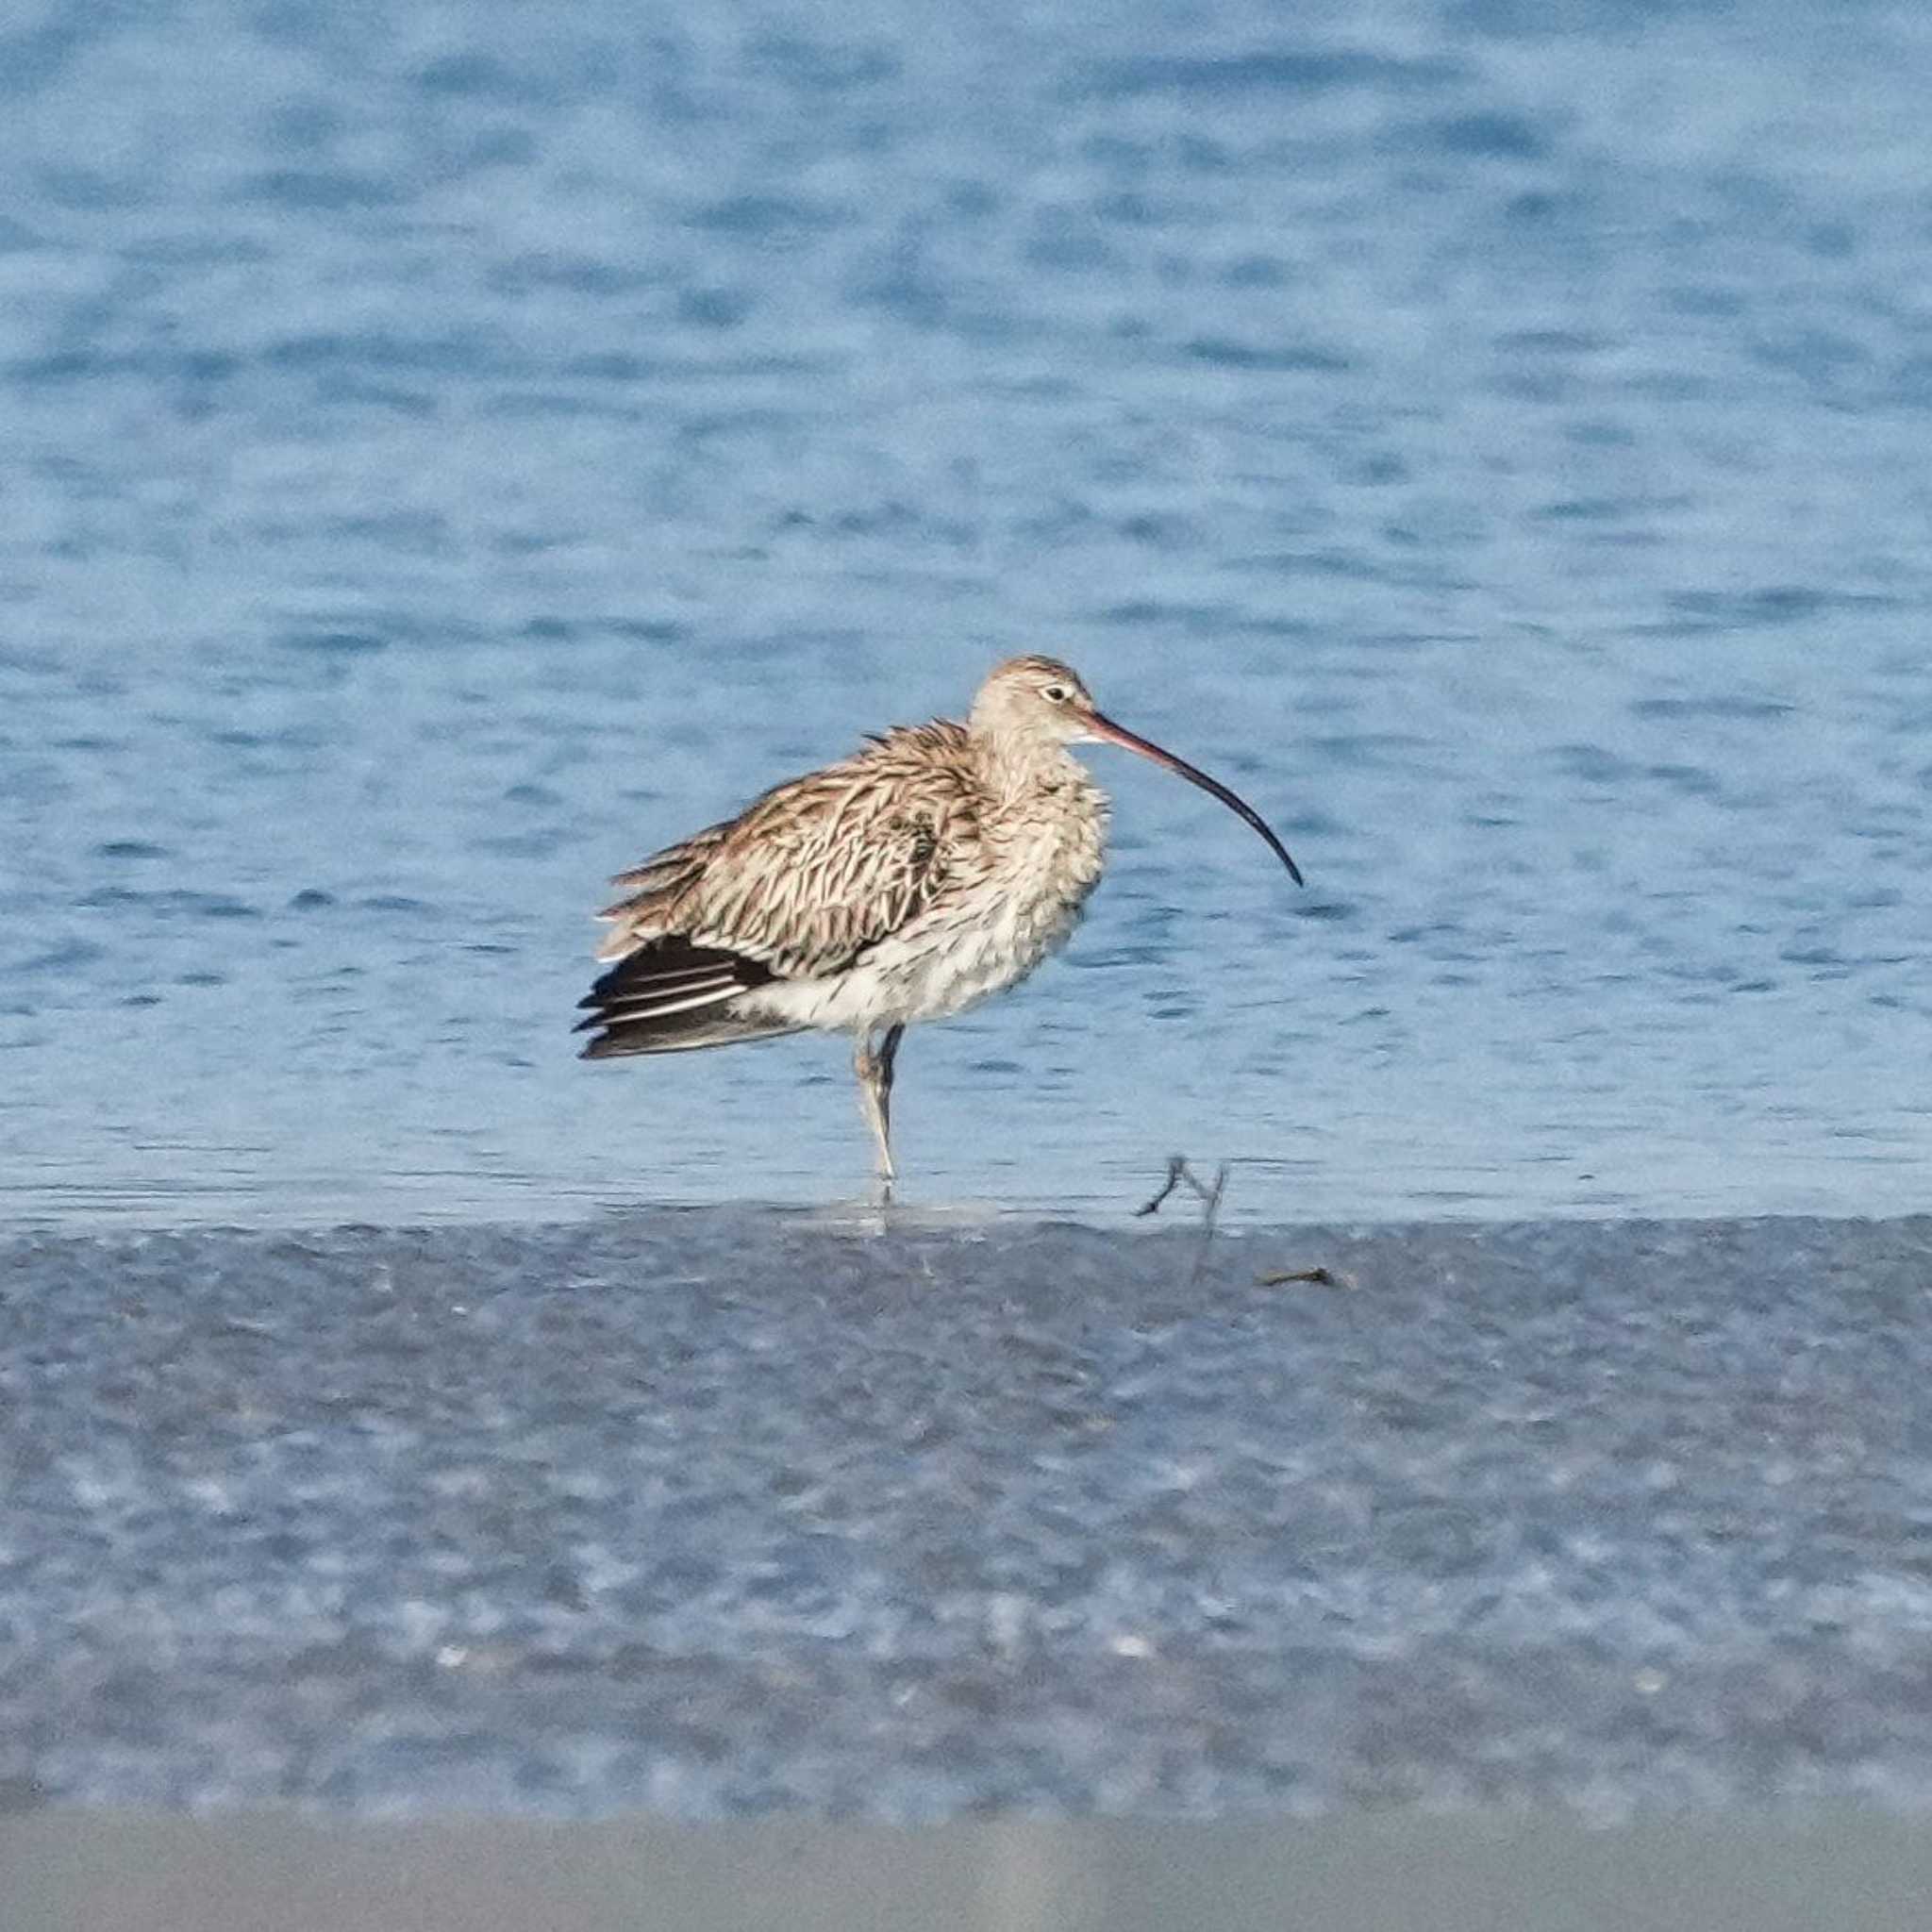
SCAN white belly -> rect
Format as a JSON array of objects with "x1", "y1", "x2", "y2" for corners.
[{"x1": 747, "y1": 836, "x2": 1105, "y2": 1034}]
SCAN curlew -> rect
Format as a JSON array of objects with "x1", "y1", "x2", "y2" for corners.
[{"x1": 577, "y1": 656, "x2": 1302, "y2": 1194}]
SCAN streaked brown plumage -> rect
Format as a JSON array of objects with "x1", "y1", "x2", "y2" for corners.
[{"x1": 578, "y1": 656, "x2": 1302, "y2": 1193}]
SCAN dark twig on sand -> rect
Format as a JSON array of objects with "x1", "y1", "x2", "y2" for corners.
[
  {"x1": 1135, "y1": 1156, "x2": 1230, "y2": 1289},
  {"x1": 1135, "y1": 1156, "x2": 1226, "y2": 1221},
  {"x1": 1138, "y1": 1161, "x2": 1352, "y2": 1292},
  {"x1": 1257, "y1": 1265, "x2": 1352, "y2": 1290}
]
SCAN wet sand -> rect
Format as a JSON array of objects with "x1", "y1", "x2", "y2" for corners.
[{"x1": 4, "y1": 1210, "x2": 1930, "y2": 1820}]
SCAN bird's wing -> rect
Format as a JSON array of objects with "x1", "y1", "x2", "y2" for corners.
[{"x1": 595, "y1": 724, "x2": 975, "y2": 979}]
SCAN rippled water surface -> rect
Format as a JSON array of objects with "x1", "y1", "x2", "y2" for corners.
[{"x1": 5, "y1": 0, "x2": 1931, "y2": 1227}]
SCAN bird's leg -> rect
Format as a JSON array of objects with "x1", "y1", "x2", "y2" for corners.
[{"x1": 854, "y1": 1024, "x2": 905, "y2": 1196}]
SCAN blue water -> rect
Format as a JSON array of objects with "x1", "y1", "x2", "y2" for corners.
[{"x1": 4, "y1": 0, "x2": 1931, "y2": 1228}]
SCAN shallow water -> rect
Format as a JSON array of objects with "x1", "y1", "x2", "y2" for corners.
[{"x1": 5, "y1": 0, "x2": 1932, "y2": 1228}]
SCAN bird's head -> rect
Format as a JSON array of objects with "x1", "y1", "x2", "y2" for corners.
[
  {"x1": 968, "y1": 656, "x2": 1304, "y2": 884},
  {"x1": 969, "y1": 655, "x2": 1101, "y2": 745}
]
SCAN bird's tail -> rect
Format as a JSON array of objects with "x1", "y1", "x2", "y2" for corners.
[{"x1": 575, "y1": 936, "x2": 800, "y2": 1058}]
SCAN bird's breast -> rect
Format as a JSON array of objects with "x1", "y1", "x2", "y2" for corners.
[
  {"x1": 741, "y1": 774, "x2": 1109, "y2": 1033},
  {"x1": 885, "y1": 780, "x2": 1108, "y2": 1016},
  {"x1": 984, "y1": 781, "x2": 1108, "y2": 921}
]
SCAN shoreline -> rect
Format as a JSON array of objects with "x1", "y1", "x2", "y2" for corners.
[{"x1": 8, "y1": 1199, "x2": 1931, "y2": 1240}]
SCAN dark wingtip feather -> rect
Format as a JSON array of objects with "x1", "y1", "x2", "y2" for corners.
[
  {"x1": 577, "y1": 1005, "x2": 805, "y2": 1058},
  {"x1": 575, "y1": 935, "x2": 783, "y2": 1058}
]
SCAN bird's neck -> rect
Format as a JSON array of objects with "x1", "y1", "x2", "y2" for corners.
[{"x1": 973, "y1": 733, "x2": 1082, "y2": 808}]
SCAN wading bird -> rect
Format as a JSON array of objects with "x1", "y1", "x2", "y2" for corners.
[{"x1": 578, "y1": 656, "x2": 1302, "y2": 1194}]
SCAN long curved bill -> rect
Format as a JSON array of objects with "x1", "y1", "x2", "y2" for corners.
[{"x1": 1088, "y1": 711, "x2": 1304, "y2": 886}]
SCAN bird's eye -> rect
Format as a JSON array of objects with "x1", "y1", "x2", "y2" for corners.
[{"x1": 1042, "y1": 684, "x2": 1069, "y2": 704}]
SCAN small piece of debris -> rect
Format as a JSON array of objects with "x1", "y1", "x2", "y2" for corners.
[{"x1": 1257, "y1": 1266, "x2": 1355, "y2": 1291}]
